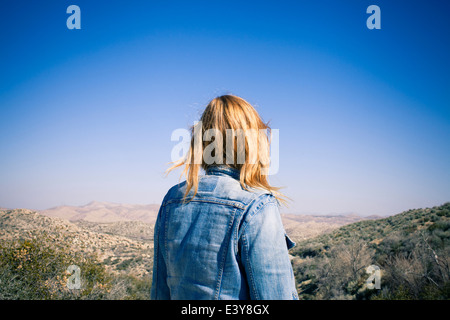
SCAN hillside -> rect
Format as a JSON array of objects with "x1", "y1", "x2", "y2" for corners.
[
  {"x1": 1, "y1": 202, "x2": 369, "y2": 281},
  {"x1": 281, "y1": 213, "x2": 378, "y2": 242},
  {"x1": 0, "y1": 209, "x2": 153, "y2": 277},
  {"x1": 4, "y1": 202, "x2": 448, "y2": 300},
  {"x1": 74, "y1": 220, "x2": 154, "y2": 242},
  {"x1": 291, "y1": 202, "x2": 450, "y2": 300}
]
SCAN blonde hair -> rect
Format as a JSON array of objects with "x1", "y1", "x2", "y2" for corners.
[{"x1": 167, "y1": 95, "x2": 286, "y2": 204}]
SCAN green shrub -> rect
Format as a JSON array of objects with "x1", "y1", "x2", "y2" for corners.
[{"x1": 0, "y1": 233, "x2": 112, "y2": 299}]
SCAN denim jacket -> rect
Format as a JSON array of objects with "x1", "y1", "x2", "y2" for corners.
[{"x1": 151, "y1": 165, "x2": 298, "y2": 300}]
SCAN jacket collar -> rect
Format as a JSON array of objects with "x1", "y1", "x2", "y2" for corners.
[{"x1": 205, "y1": 165, "x2": 240, "y2": 180}]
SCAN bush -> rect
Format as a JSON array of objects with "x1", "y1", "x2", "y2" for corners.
[
  {"x1": 292, "y1": 203, "x2": 450, "y2": 300},
  {"x1": 0, "y1": 233, "x2": 114, "y2": 299}
]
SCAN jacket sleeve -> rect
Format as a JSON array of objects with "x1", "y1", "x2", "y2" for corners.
[
  {"x1": 150, "y1": 205, "x2": 171, "y2": 300},
  {"x1": 239, "y1": 195, "x2": 298, "y2": 300}
]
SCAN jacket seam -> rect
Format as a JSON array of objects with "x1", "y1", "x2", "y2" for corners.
[
  {"x1": 241, "y1": 234, "x2": 260, "y2": 300},
  {"x1": 239, "y1": 195, "x2": 278, "y2": 237},
  {"x1": 165, "y1": 198, "x2": 245, "y2": 210},
  {"x1": 240, "y1": 199, "x2": 278, "y2": 300},
  {"x1": 214, "y1": 207, "x2": 237, "y2": 300},
  {"x1": 162, "y1": 205, "x2": 169, "y2": 266},
  {"x1": 233, "y1": 208, "x2": 245, "y2": 256},
  {"x1": 235, "y1": 194, "x2": 269, "y2": 256}
]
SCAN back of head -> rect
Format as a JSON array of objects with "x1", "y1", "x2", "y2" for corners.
[{"x1": 168, "y1": 94, "x2": 285, "y2": 204}]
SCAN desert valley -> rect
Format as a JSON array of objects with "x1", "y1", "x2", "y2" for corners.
[{"x1": 1, "y1": 201, "x2": 449, "y2": 300}]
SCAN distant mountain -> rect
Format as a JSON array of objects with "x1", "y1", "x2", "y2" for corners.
[
  {"x1": 38, "y1": 201, "x2": 377, "y2": 242},
  {"x1": 40, "y1": 201, "x2": 160, "y2": 224}
]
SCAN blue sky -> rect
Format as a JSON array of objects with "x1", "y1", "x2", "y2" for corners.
[{"x1": 0, "y1": 0, "x2": 449, "y2": 216}]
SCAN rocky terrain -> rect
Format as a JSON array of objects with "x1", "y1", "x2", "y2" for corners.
[
  {"x1": 280, "y1": 213, "x2": 379, "y2": 242},
  {"x1": 4, "y1": 200, "x2": 445, "y2": 300},
  {"x1": 291, "y1": 203, "x2": 450, "y2": 300},
  {"x1": 0, "y1": 208, "x2": 153, "y2": 277},
  {"x1": 0, "y1": 202, "x2": 380, "y2": 282}
]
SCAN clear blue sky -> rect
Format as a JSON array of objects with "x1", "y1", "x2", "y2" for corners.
[{"x1": 1, "y1": 0, "x2": 449, "y2": 216}]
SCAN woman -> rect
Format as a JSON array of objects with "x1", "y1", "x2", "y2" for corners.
[{"x1": 151, "y1": 95, "x2": 298, "y2": 300}]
